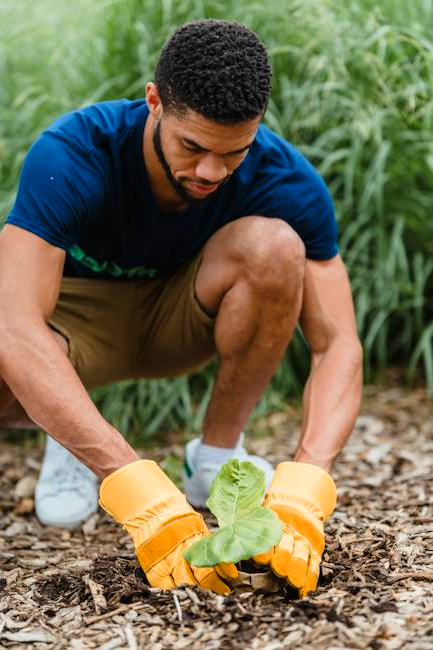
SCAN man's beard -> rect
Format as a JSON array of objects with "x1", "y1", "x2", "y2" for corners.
[{"x1": 152, "y1": 120, "x2": 229, "y2": 206}]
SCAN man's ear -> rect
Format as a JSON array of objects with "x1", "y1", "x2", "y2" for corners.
[{"x1": 145, "y1": 82, "x2": 163, "y2": 119}]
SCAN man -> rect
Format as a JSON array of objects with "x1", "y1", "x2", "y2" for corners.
[{"x1": 0, "y1": 20, "x2": 362, "y2": 596}]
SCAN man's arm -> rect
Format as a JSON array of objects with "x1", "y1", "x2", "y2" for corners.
[
  {"x1": 0, "y1": 225, "x2": 236, "y2": 592},
  {"x1": 0, "y1": 225, "x2": 138, "y2": 478},
  {"x1": 254, "y1": 254, "x2": 360, "y2": 595},
  {"x1": 295, "y1": 254, "x2": 363, "y2": 471}
]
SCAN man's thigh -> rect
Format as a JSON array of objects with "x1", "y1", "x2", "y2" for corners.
[
  {"x1": 135, "y1": 253, "x2": 216, "y2": 379},
  {"x1": 49, "y1": 255, "x2": 217, "y2": 390}
]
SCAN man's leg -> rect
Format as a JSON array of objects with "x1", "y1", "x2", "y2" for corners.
[
  {"x1": 0, "y1": 330, "x2": 99, "y2": 528},
  {"x1": 195, "y1": 216, "x2": 305, "y2": 446},
  {"x1": 183, "y1": 216, "x2": 305, "y2": 505}
]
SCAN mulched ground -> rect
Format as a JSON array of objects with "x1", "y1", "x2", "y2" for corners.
[{"x1": 0, "y1": 385, "x2": 432, "y2": 649}]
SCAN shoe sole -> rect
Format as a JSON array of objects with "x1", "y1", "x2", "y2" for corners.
[{"x1": 35, "y1": 505, "x2": 98, "y2": 529}]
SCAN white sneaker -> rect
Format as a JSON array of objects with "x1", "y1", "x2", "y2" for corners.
[
  {"x1": 183, "y1": 433, "x2": 274, "y2": 508},
  {"x1": 35, "y1": 436, "x2": 99, "y2": 529}
]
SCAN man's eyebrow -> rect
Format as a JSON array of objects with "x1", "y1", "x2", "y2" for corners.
[{"x1": 181, "y1": 136, "x2": 253, "y2": 154}]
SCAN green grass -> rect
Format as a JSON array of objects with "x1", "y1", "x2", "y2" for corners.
[{"x1": 0, "y1": 0, "x2": 432, "y2": 439}]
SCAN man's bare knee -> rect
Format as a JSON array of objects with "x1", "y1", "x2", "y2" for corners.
[
  {"x1": 196, "y1": 216, "x2": 306, "y2": 313},
  {"x1": 235, "y1": 217, "x2": 305, "y2": 283}
]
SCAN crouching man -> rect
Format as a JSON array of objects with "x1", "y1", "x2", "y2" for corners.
[{"x1": 0, "y1": 20, "x2": 362, "y2": 596}]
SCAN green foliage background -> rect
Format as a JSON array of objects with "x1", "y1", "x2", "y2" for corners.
[{"x1": 0, "y1": 0, "x2": 432, "y2": 438}]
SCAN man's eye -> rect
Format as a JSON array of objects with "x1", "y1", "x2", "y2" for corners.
[
  {"x1": 184, "y1": 145, "x2": 201, "y2": 153},
  {"x1": 228, "y1": 149, "x2": 249, "y2": 157},
  {"x1": 182, "y1": 144, "x2": 249, "y2": 157}
]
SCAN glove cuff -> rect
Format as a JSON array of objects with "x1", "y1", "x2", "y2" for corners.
[
  {"x1": 266, "y1": 462, "x2": 337, "y2": 520},
  {"x1": 99, "y1": 459, "x2": 184, "y2": 523}
]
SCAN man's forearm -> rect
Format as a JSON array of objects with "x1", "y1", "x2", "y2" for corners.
[
  {"x1": 0, "y1": 319, "x2": 138, "y2": 478},
  {"x1": 294, "y1": 340, "x2": 362, "y2": 471}
]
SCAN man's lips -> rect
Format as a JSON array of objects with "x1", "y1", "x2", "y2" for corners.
[{"x1": 187, "y1": 181, "x2": 220, "y2": 195}]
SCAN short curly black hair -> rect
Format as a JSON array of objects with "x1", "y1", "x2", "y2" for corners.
[{"x1": 155, "y1": 20, "x2": 272, "y2": 124}]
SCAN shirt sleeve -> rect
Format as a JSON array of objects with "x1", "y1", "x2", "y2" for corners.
[
  {"x1": 238, "y1": 146, "x2": 339, "y2": 261},
  {"x1": 6, "y1": 132, "x2": 107, "y2": 250}
]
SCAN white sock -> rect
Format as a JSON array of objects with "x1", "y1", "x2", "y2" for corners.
[{"x1": 194, "y1": 440, "x2": 239, "y2": 469}]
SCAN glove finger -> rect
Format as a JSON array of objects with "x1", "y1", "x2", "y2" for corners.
[
  {"x1": 191, "y1": 565, "x2": 231, "y2": 595},
  {"x1": 215, "y1": 562, "x2": 239, "y2": 581},
  {"x1": 146, "y1": 564, "x2": 176, "y2": 590},
  {"x1": 284, "y1": 536, "x2": 311, "y2": 590},
  {"x1": 253, "y1": 549, "x2": 274, "y2": 565},
  {"x1": 251, "y1": 557, "x2": 270, "y2": 570},
  {"x1": 269, "y1": 528, "x2": 295, "y2": 578},
  {"x1": 172, "y1": 558, "x2": 198, "y2": 588},
  {"x1": 179, "y1": 532, "x2": 231, "y2": 592},
  {"x1": 299, "y1": 550, "x2": 320, "y2": 598}
]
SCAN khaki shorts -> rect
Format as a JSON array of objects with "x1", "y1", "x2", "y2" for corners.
[{"x1": 49, "y1": 255, "x2": 216, "y2": 390}]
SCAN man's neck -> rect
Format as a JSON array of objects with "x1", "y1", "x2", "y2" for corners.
[{"x1": 142, "y1": 114, "x2": 188, "y2": 213}]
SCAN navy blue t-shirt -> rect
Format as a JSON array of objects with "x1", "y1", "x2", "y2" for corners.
[{"x1": 7, "y1": 99, "x2": 338, "y2": 280}]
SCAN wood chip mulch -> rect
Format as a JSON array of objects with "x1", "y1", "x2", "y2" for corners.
[{"x1": 0, "y1": 386, "x2": 432, "y2": 649}]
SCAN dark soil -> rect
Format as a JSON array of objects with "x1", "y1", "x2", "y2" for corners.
[{"x1": 0, "y1": 386, "x2": 432, "y2": 649}]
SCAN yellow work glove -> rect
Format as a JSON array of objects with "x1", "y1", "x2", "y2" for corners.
[
  {"x1": 253, "y1": 462, "x2": 337, "y2": 597},
  {"x1": 99, "y1": 460, "x2": 237, "y2": 594}
]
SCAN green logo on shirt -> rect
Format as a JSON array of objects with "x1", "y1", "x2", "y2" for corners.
[{"x1": 69, "y1": 244, "x2": 159, "y2": 279}]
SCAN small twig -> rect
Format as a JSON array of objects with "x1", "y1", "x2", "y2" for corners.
[
  {"x1": 172, "y1": 591, "x2": 183, "y2": 623},
  {"x1": 84, "y1": 603, "x2": 146, "y2": 626},
  {"x1": 343, "y1": 536, "x2": 376, "y2": 546},
  {"x1": 413, "y1": 517, "x2": 433, "y2": 524},
  {"x1": 387, "y1": 571, "x2": 433, "y2": 584},
  {"x1": 344, "y1": 582, "x2": 385, "y2": 589},
  {"x1": 124, "y1": 625, "x2": 138, "y2": 650},
  {"x1": 83, "y1": 575, "x2": 107, "y2": 615},
  {"x1": 185, "y1": 587, "x2": 202, "y2": 605}
]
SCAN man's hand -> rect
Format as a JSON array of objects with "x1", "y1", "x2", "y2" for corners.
[
  {"x1": 99, "y1": 459, "x2": 237, "y2": 593},
  {"x1": 253, "y1": 462, "x2": 336, "y2": 597}
]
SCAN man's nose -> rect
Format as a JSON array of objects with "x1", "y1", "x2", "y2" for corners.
[{"x1": 195, "y1": 154, "x2": 227, "y2": 184}]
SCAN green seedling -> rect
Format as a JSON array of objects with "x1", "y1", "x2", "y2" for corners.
[{"x1": 184, "y1": 459, "x2": 282, "y2": 567}]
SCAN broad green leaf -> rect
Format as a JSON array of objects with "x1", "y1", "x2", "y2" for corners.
[
  {"x1": 184, "y1": 506, "x2": 282, "y2": 566},
  {"x1": 184, "y1": 460, "x2": 282, "y2": 567},
  {"x1": 206, "y1": 459, "x2": 266, "y2": 528}
]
